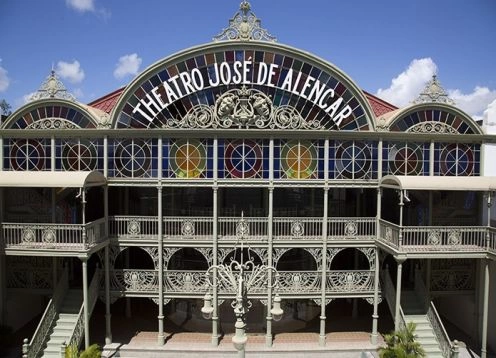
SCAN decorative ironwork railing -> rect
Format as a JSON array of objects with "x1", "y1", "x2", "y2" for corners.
[
  {"x1": 108, "y1": 269, "x2": 375, "y2": 296},
  {"x1": 108, "y1": 216, "x2": 377, "y2": 241},
  {"x1": 327, "y1": 270, "x2": 374, "y2": 293},
  {"x1": 165, "y1": 217, "x2": 213, "y2": 239},
  {"x1": 402, "y1": 226, "x2": 486, "y2": 249},
  {"x1": 3, "y1": 219, "x2": 106, "y2": 250},
  {"x1": 23, "y1": 266, "x2": 68, "y2": 358},
  {"x1": 111, "y1": 269, "x2": 158, "y2": 292},
  {"x1": 488, "y1": 227, "x2": 496, "y2": 254},
  {"x1": 218, "y1": 217, "x2": 267, "y2": 240},
  {"x1": 326, "y1": 218, "x2": 376, "y2": 239},
  {"x1": 427, "y1": 301, "x2": 457, "y2": 358},
  {"x1": 8, "y1": 268, "x2": 52, "y2": 289},
  {"x1": 378, "y1": 219, "x2": 400, "y2": 248},
  {"x1": 67, "y1": 269, "x2": 101, "y2": 350}
]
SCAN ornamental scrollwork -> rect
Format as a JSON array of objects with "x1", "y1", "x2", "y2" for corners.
[
  {"x1": 431, "y1": 269, "x2": 474, "y2": 291},
  {"x1": 22, "y1": 228, "x2": 36, "y2": 243},
  {"x1": 327, "y1": 271, "x2": 373, "y2": 292},
  {"x1": 277, "y1": 271, "x2": 320, "y2": 294},
  {"x1": 161, "y1": 87, "x2": 324, "y2": 130},
  {"x1": 181, "y1": 220, "x2": 196, "y2": 238},
  {"x1": 213, "y1": 1, "x2": 276, "y2": 42},
  {"x1": 448, "y1": 230, "x2": 461, "y2": 245},
  {"x1": 27, "y1": 118, "x2": 80, "y2": 130},
  {"x1": 165, "y1": 271, "x2": 207, "y2": 293},
  {"x1": 344, "y1": 220, "x2": 358, "y2": 236},
  {"x1": 291, "y1": 221, "x2": 305, "y2": 237},
  {"x1": 428, "y1": 230, "x2": 441, "y2": 245},
  {"x1": 365, "y1": 297, "x2": 382, "y2": 305},
  {"x1": 42, "y1": 228, "x2": 56, "y2": 244},
  {"x1": 408, "y1": 122, "x2": 458, "y2": 134},
  {"x1": 150, "y1": 297, "x2": 172, "y2": 306},
  {"x1": 127, "y1": 220, "x2": 141, "y2": 236},
  {"x1": 313, "y1": 298, "x2": 332, "y2": 306}
]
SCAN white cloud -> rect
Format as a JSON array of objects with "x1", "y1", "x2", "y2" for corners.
[
  {"x1": 73, "y1": 88, "x2": 84, "y2": 99},
  {"x1": 66, "y1": 0, "x2": 110, "y2": 19},
  {"x1": 449, "y1": 87, "x2": 496, "y2": 120},
  {"x1": 22, "y1": 92, "x2": 36, "y2": 104},
  {"x1": 376, "y1": 58, "x2": 437, "y2": 107},
  {"x1": 113, "y1": 53, "x2": 142, "y2": 79},
  {"x1": 0, "y1": 62, "x2": 10, "y2": 92},
  {"x1": 56, "y1": 60, "x2": 85, "y2": 84},
  {"x1": 66, "y1": 0, "x2": 94, "y2": 12}
]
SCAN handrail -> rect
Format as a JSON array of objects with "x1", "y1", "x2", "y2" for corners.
[
  {"x1": 427, "y1": 301, "x2": 459, "y2": 358},
  {"x1": 23, "y1": 266, "x2": 68, "y2": 358},
  {"x1": 66, "y1": 268, "x2": 101, "y2": 349}
]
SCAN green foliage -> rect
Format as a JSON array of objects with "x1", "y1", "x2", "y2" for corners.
[
  {"x1": 80, "y1": 344, "x2": 102, "y2": 358},
  {"x1": 65, "y1": 344, "x2": 79, "y2": 358},
  {"x1": 379, "y1": 322, "x2": 425, "y2": 358},
  {"x1": 65, "y1": 344, "x2": 101, "y2": 358},
  {"x1": 0, "y1": 99, "x2": 11, "y2": 116}
]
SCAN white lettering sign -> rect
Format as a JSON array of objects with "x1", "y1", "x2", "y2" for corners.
[{"x1": 132, "y1": 59, "x2": 353, "y2": 128}]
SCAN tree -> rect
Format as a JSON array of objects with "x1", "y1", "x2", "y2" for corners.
[
  {"x1": 0, "y1": 99, "x2": 12, "y2": 116},
  {"x1": 65, "y1": 344, "x2": 101, "y2": 358},
  {"x1": 379, "y1": 322, "x2": 425, "y2": 358}
]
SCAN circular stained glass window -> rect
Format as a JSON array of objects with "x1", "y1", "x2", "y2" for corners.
[
  {"x1": 389, "y1": 144, "x2": 423, "y2": 175},
  {"x1": 10, "y1": 139, "x2": 46, "y2": 170},
  {"x1": 225, "y1": 140, "x2": 262, "y2": 178},
  {"x1": 114, "y1": 139, "x2": 151, "y2": 177},
  {"x1": 440, "y1": 144, "x2": 473, "y2": 176},
  {"x1": 281, "y1": 141, "x2": 317, "y2": 179},
  {"x1": 170, "y1": 140, "x2": 206, "y2": 178},
  {"x1": 336, "y1": 141, "x2": 371, "y2": 179},
  {"x1": 62, "y1": 140, "x2": 97, "y2": 171}
]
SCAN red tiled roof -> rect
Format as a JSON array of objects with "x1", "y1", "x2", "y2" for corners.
[
  {"x1": 363, "y1": 91, "x2": 398, "y2": 117},
  {"x1": 87, "y1": 87, "x2": 398, "y2": 118},
  {"x1": 87, "y1": 87, "x2": 124, "y2": 114}
]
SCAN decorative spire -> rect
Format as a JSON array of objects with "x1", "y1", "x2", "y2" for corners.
[
  {"x1": 413, "y1": 75, "x2": 455, "y2": 105},
  {"x1": 27, "y1": 70, "x2": 76, "y2": 102},
  {"x1": 213, "y1": 1, "x2": 276, "y2": 42}
]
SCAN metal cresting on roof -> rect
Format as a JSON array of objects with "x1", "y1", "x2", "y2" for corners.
[
  {"x1": 413, "y1": 75, "x2": 455, "y2": 105},
  {"x1": 213, "y1": 1, "x2": 277, "y2": 42},
  {"x1": 28, "y1": 70, "x2": 77, "y2": 103}
]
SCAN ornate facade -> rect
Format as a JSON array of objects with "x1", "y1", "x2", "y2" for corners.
[{"x1": 1, "y1": 2, "x2": 495, "y2": 357}]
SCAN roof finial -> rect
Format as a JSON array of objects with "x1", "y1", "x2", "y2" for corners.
[
  {"x1": 413, "y1": 74, "x2": 455, "y2": 105},
  {"x1": 27, "y1": 69, "x2": 76, "y2": 103},
  {"x1": 213, "y1": 1, "x2": 276, "y2": 42}
]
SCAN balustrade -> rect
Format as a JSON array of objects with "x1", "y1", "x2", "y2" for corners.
[{"x1": 3, "y1": 219, "x2": 106, "y2": 251}]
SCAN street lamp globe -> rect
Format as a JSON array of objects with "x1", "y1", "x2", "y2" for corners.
[
  {"x1": 201, "y1": 292, "x2": 214, "y2": 320},
  {"x1": 270, "y1": 294, "x2": 284, "y2": 321}
]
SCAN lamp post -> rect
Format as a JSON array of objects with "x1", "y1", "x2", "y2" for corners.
[{"x1": 201, "y1": 213, "x2": 283, "y2": 357}]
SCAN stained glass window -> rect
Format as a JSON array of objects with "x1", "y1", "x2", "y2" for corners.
[
  {"x1": 109, "y1": 139, "x2": 157, "y2": 178},
  {"x1": 383, "y1": 142, "x2": 428, "y2": 176},
  {"x1": 6, "y1": 104, "x2": 96, "y2": 129},
  {"x1": 115, "y1": 47, "x2": 371, "y2": 131},
  {"x1": 275, "y1": 140, "x2": 323, "y2": 179},
  {"x1": 55, "y1": 139, "x2": 103, "y2": 172},
  {"x1": 6, "y1": 138, "x2": 50, "y2": 171},
  {"x1": 434, "y1": 143, "x2": 479, "y2": 176},
  {"x1": 390, "y1": 109, "x2": 478, "y2": 134},
  {"x1": 219, "y1": 139, "x2": 268, "y2": 179},
  {"x1": 331, "y1": 140, "x2": 373, "y2": 179}
]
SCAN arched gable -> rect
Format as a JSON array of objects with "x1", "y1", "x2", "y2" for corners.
[
  {"x1": 385, "y1": 103, "x2": 483, "y2": 135},
  {"x1": 2, "y1": 99, "x2": 102, "y2": 130},
  {"x1": 111, "y1": 41, "x2": 376, "y2": 131}
]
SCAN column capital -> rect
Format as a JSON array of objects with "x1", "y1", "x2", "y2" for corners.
[{"x1": 394, "y1": 256, "x2": 407, "y2": 264}]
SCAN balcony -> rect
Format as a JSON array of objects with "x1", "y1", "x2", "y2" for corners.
[
  {"x1": 108, "y1": 215, "x2": 377, "y2": 242},
  {"x1": 108, "y1": 269, "x2": 377, "y2": 299},
  {"x1": 1, "y1": 218, "x2": 107, "y2": 255},
  {"x1": 377, "y1": 219, "x2": 496, "y2": 257}
]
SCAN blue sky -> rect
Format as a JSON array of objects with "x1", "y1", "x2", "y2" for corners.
[{"x1": 1, "y1": 0, "x2": 495, "y2": 122}]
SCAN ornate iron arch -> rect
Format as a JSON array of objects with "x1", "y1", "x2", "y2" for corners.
[
  {"x1": 2, "y1": 99, "x2": 104, "y2": 130},
  {"x1": 110, "y1": 41, "x2": 376, "y2": 131},
  {"x1": 384, "y1": 103, "x2": 483, "y2": 135}
]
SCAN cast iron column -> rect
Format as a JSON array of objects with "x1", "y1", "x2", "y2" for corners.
[
  {"x1": 212, "y1": 186, "x2": 219, "y2": 345},
  {"x1": 157, "y1": 186, "x2": 164, "y2": 345},
  {"x1": 82, "y1": 258, "x2": 89, "y2": 349},
  {"x1": 319, "y1": 187, "x2": 329, "y2": 346},
  {"x1": 394, "y1": 257, "x2": 405, "y2": 331},
  {"x1": 265, "y1": 186, "x2": 274, "y2": 346}
]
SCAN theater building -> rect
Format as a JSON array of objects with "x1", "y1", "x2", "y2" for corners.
[{"x1": 1, "y1": 2, "x2": 495, "y2": 357}]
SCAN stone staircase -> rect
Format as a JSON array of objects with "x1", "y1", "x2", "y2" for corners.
[
  {"x1": 41, "y1": 290, "x2": 83, "y2": 358},
  {"x1": 402, "y1": 290, "x2": 443, "y2": 358}
]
